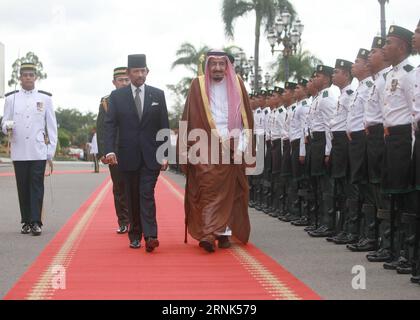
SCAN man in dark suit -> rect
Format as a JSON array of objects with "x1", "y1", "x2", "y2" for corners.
[{"x1": 105, "y1": 54, "x2": 170, "y2": 252}]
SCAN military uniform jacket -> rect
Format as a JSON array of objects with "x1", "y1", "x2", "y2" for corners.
[
  {"x1": 347, "y1": 77, "x2": 373, "y2": 133},
  {"x1": 330, "y1": 85, "x2": 353, "y2": 132},
  {"x1": 271, "y1": 106, "x2": 285, "y2": 142},
  {"x1": 308, "y1": 88, "x2": 336, "y2": 156},
  {"x1": 290, "y1": 99, "x2": 310, "y2": 157},
  {"x1": 383, "y1": 58, "x2": 415, "y2": 128},
  {"x1": 365, "y1": 67, "x2": 391, "y2": 128},
  {"x1": 253, "y1": 107, "x2": 265, "y2": 136},
  {"x1": 262, "y1": 107, "x2": 271, "y2": 141},
  {"x1": 411, "y1": 65, "x2": 420, "y2": 126},
  {"x1": 1, "y1": 89, "x2": 58, "y2": 161}
]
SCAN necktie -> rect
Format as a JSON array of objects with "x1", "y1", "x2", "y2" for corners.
[{"x1": 135, "y1": 87, "x2": 143, "y2": 121}]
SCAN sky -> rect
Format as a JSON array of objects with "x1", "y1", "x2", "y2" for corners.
[{"x1": 0, "y1": 0, "x2": 419, "y2": 116}]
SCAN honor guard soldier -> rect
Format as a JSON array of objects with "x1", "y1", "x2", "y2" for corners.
[
  {"x1": 327, "y1": 59, "x2": 355, "y2": 244},
  {"x1": 411, "y1": 19, "x2": 420, "y2": 284},
  {"x1": 248, "y1": 93, "x2": 258, "y2": 208},
  {"x1": 1, "y1": 62, "x2": 58, "y2": 236},
  {"x1": 307, "y1": 65, "x2": 336, "y2": 238},
  {"x1": 269, "y1": 87, "x2": 285, "y2": 217},
  {"x1": 346, "y1": 49, "x2": 375, "y2": 252},
  {"x1": 278, "y1": 82, "x2": 296, "y2": 221},
  {"x1": 261, "y1": 90, "x2": 273, "y2": 213},
  {"x1": 290, "y1": 79, "x2": 312, "y2": 227},
  {"x1": 252, "y1": 91, "x2": 266, "y2": 211},
  {"x1": 96, "y1": 67, "x2": 130, "y2": 234},
  {"x1": 363, "y1": 37, "x2": 393, "y2": 261},
  {"x1": 381, "y1": 25, "x2": 416, "y2": 273},
  {"x1": 304, "y1": 72, "x2": 320, "y2": 231}
]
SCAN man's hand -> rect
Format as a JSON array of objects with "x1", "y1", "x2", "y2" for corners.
[
  {"x1": 100, "y1": 156, "x2": 109, "y2": 165},
  {"x1": 106, "y1": 154, "x2": 118, "y2": 166},
  {"x1": 299, "y1": 156, "x2": 306, "y2": 165},
  {"x1": 304, "y1": 136, "x2": 309, "y2": 145},
  {"x1": 161, "y1": 160, "x2": 169, "y2": 171},
  {"x1": 45, "y1": 160, "x2": 53, "y2": 177},
  {"x1": 324, "y1": 156, "x2": 330, "y2": 167}
]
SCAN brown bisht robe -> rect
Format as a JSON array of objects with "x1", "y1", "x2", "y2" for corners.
[{"x1": 179, "y1": 76, "x2": 254, "y2": 244}]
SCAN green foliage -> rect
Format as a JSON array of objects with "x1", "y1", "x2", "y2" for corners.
[
  {"x1": 8, "y1": 52, "x2": 48, "y2": 87},
  {"x1": 271, "y1": 49, "x2": 323, "y2": 83},
  {"x1": 58, "y1": 128, "x2": 71, "y2": 148},
  {"x1": 55, "y1": 108, "x2": 97, "y2": 148}
]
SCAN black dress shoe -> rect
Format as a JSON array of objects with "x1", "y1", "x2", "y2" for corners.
[
  {"x1": 31, "y1": 223, "x2": 42, "y2": 236},
  {"x1": 367, "y1": 249, "x2": 393, "y2": 263},
  {"x1": 292, "y1": 217, "x2": 310, "y2": 227},
  {"x1": 217, "y1": 236, "x2": 232, "y2": 249},
  {"x1": 410, "y1": 275, "x2": 420, "y2": 284},
  {"x1": 145, "y1": 238, "x2": 160, "y2": 253},
  {"x1": 129, "y1": 240, "x2": 141, "y2": 249},
  {"x1": 328, "y1": 231, "x2": 347, "y2": 243},
  {"x1": 199, "y1": 240, "x2": 215, "y2": 253},
  {"x1": 117, "y1": 226, "x2": 128, "y2": 234},
  {"x1": 21, "y1": 223, "x2": 31, "y2": 235},
  {"x1": 333, "y1": 233, "x2": 359, "y2": 245},
  {"x1": 347, "y1": 238, "x2": 377, "y2": 252},
  {"x1": 304, "y1": 225, "x2": 317, "y2": 232}
]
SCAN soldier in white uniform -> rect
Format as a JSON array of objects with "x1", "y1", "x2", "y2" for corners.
[
  {"x1": 307, "y1": 65, "x2": 336, "y2": 238},
  {"x1": 252, "y1": 91, "x2": 267, "y2": 211},
  {"x1": 269, "y1": 87, "x2": 285, "y2": 218},
  {"x1": 363, "y1": 37, "x2": 394, "y2": 261},
  {"x1": 290, "y1": 79, "x2": 312, "y2": 227},
  {"x1": 381, "y1": 25, "x2": 415, "y2": 273},
  {"x1": 346, "y1": 48, "x2": 375, "y2": 252},
  {"x1": 1, "y1": 62, "x2": 58, "y2": 236},
  {"x1": 278, "y1": 82, "x2": 296, "y2": 221},
  {"x1": 411, "y1": 19, "x2": 420, "y2": 285},
  {"x1": 328, "y1": 59, "x2": 356, "y2": 245}
]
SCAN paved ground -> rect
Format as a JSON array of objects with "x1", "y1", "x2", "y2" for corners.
[
  {"x1": 1, "y1": 163, "x2": 419, "y2": 300},
  {"x1": 0, "y1": 161, "x2": 108, "y2": 298},
  {"x1": 165, "y1": 171, "x2": 420, "y2": 300}
]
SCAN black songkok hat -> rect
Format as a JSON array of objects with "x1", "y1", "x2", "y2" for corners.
[
  {"x1": 335, "y1": 59, "x2": 353, "y2": 71},
  {"x1": 371, "y1": 37, "x2": 385, "y2": 49},
  {"x1": 285, "y1": 82, "x2": 297, "y2": 90},
  {"x1": 128, "y1": 54, "x2": 147, "y2": 68},
  {"x1": 357, "y1": 48, "x2": 370, "y2": 60},
  {"x1": 316, "y1": 65, "x2": 334, "y2": 77},
  {"x1": 274, "y1": 86, "x2": 284, "y2": 95},
  {"x1": 259, "y1": 89, "x2": 268, "y2": 97},
  {"x1": 298, "y1": 79, "x2": 308, "y2": 87},
  {"x1": 387, "y1": 25, "x2": 414, "y2": 47}
]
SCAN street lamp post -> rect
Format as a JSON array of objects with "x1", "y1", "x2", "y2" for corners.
[
  {"x1": 234, "y1": 49, "x2": 251, "y2": 82},
  {"x1": 378, "y1": 0, "x2": 389, "y2": 38},
  {"x1": 267, "y1": 8, "x2": 304, "y2": 82}
]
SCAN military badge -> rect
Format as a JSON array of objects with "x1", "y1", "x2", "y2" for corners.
[
  {"x1": 37, "y1": 102, "x2": 44, "y2": 112},
  {"x1": 391, "y1": 79, "x2": 398, "y2": 92}
]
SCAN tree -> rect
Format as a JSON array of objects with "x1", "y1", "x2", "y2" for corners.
[
  {"x1": 271, "y1": 49, "x2": 323, "y2": 83},
  {"x1": 8, "y1": 52, "x2": 47, "y2": 87},
  {"x1": 222, "y1": 0, "x2": 295, "y2": 92}
]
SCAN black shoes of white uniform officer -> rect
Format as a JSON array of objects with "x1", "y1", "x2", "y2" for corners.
[
  {"x1": 21, "y1": 223, "x2": 42, "y2": 236},
  {"x1": 383, "y1": 255, "x2": 412, "y2": 274},
  {"x1": 346, "y1": 238, "x2": 377, "y2": 252},
  {"x1": 366, "y1": 248, "x2": 394, "y2": 263},
  {"x1": 116, "y1": 225, "x2": 128, "y2": 234},
  {"x1": 308, "y1": 225, "x2": 335, "y2": 238},
  {"x1": 21, "y1": 223, "x2": 32, "y2": 234},
  {"x1": 31, "y1": 223, "x2": 42, "y2": 236}
]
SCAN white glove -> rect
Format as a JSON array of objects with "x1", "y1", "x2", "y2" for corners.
[{"x1": 5, "y1": 120, "x2": 15, "y2": 130}]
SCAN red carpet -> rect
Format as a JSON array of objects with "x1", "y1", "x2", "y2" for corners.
[{"x1": 4, "y1": 174, "x2": 321, "y2": 300}]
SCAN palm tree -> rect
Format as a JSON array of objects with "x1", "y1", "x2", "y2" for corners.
[
  {"x1": 171, "y1": 42, "x2": 211, "y2": 75},
  {"x1": 271, "y1": 49, "x2": 322, "y2": 83},
  {"x1": 222, "y1": 0, "x2": 295, "y2": 92}
]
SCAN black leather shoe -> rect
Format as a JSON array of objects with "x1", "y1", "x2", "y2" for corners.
[
  {"x1": 367, "y1": 249, "x2": 393, "y2": 263},
  {"x1": 217, "y1": 236, "x2": 232, "y2": 249},
  {"x1": 410, "y1": 275, "x2": 420, "y2": 284},
  {"x1": 292, "y1": 217, "x2": 310, "y2": 227},
  {"x1": 328, "y1": 231, "x2": 347, "y2": 243},
  {"x1": 396, "y1": 264, "x2": 413, "y2": 274},
  {"x1": 31, "y1": 223, "x2": 42, "y2": 236},
  {"x1": 199, "y1": 240, "x2": 215, "y2": 253},
  {"x1": 309, "y1": 229, "x2": 335, "y2": 238},
  {"x1": 145, "y1": 238, "x2": 160, "y2": 253},
  {"x1": 304, "y1": 225, "x2": 317, "y2": 232},
  {"x1": 383, "y1": 259, "x2": 399, "y2": 270},
  {"x1": 117, "y1": 226, "x2": 128, "y2": 234},
  {"x1": 21, "y1": 223, "x2": 31, "y2": 235},
  {"x1": 333, "y1": 233, "x2": 359, "y2": 245},
  {"x1": 347, "y1": 238, "x2": 377, "y2": 252},
  {"x1": 129, "y1": 240, "x2": 141, "y2": 249}
]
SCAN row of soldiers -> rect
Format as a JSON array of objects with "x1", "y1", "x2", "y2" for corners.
[{"x1": 249, "y1": 23, "x2": 420, "y2": 285}]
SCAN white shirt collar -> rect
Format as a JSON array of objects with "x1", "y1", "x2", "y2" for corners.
[
  {"x1": 341, "y1": 84, "x2": 352, "y2": 94},
  {"x1": 131, "y1": 83, "x2": 145, "y2": 95},
  {"x1": 393, "y1": 57, "x2": 410, "y2": 72}
]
